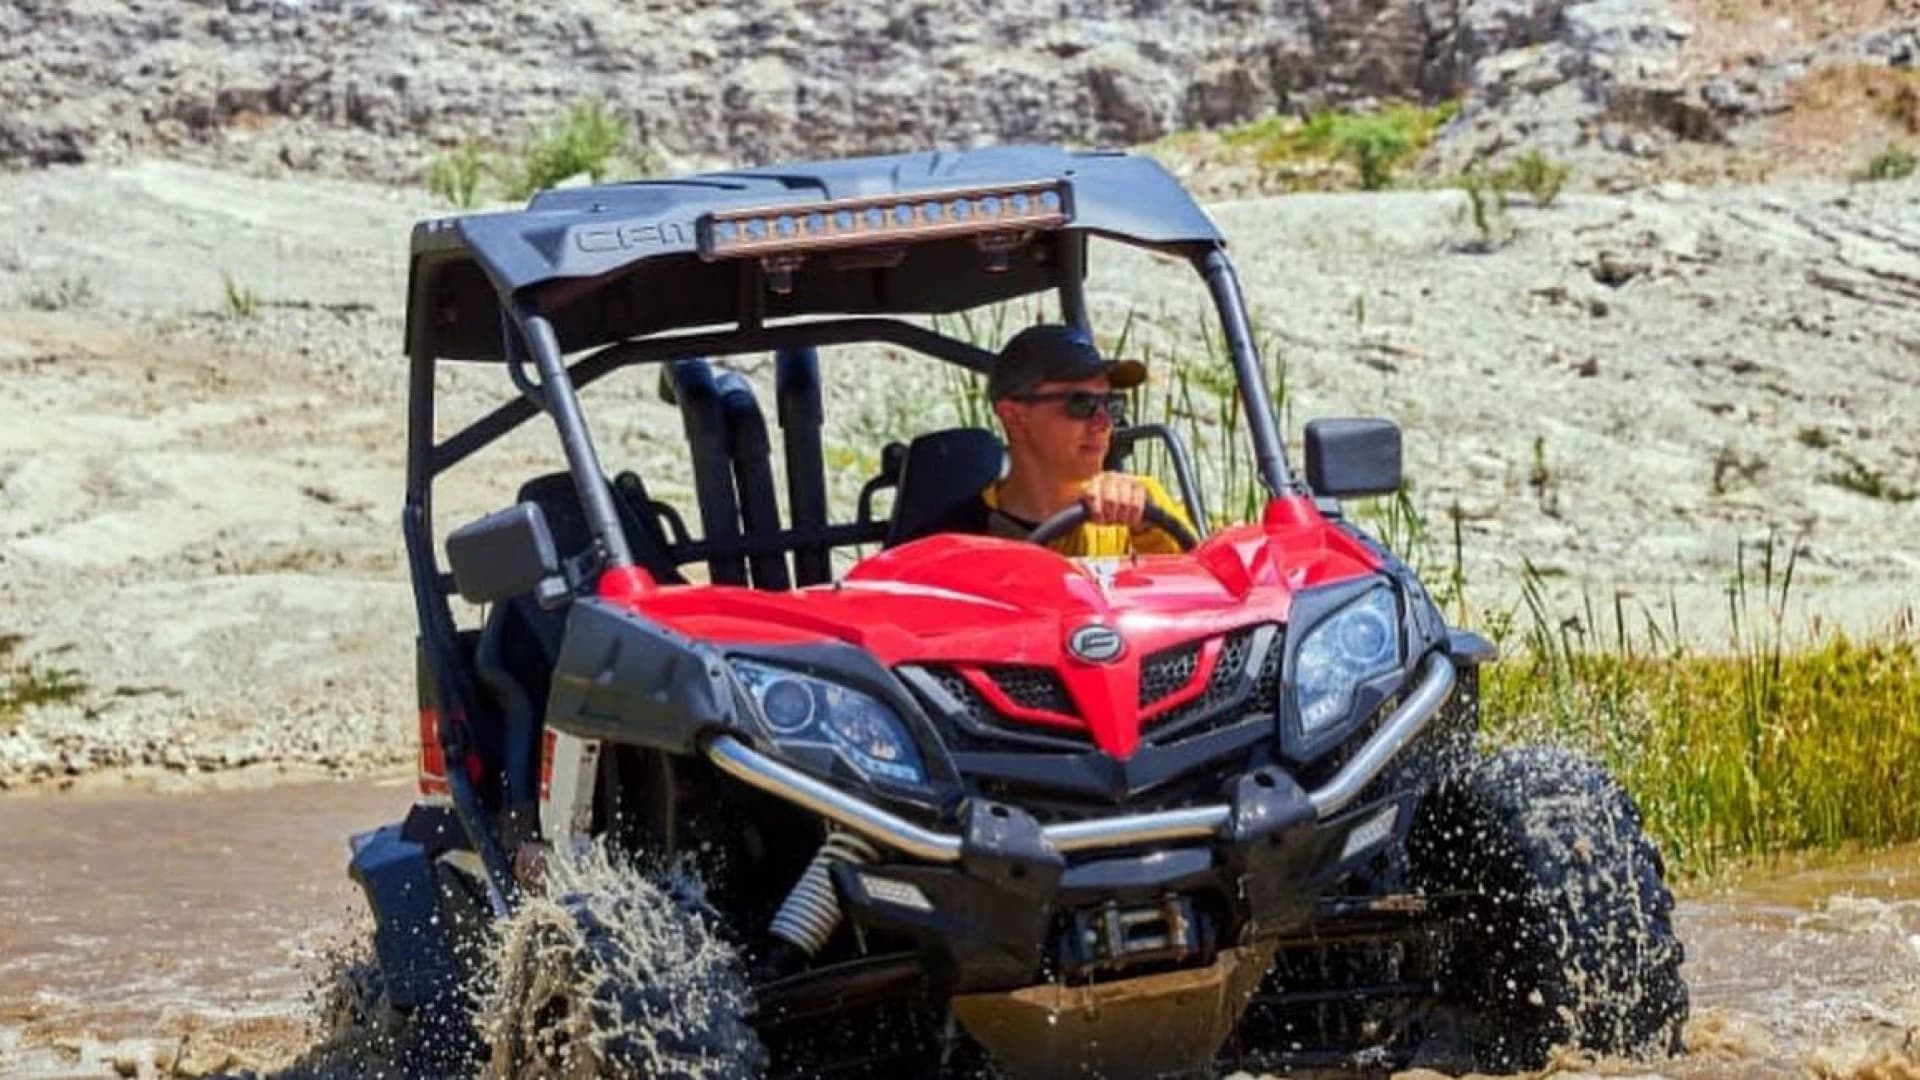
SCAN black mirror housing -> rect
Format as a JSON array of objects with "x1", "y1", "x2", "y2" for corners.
[
  {"x1": 446, "y1": 502, "x2": 566, "y2": 607},
  {"x1": 1304, "y1": 418, "x2": 1403, "y2": 499}
]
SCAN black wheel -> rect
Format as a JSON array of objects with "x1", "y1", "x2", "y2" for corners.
[
  {"x1": 1409, "y1": 746, "x2": 1687, "y2": 1071},
  {"x1": 481, "y1": 850, "x2": 765, "y2": 1079}
]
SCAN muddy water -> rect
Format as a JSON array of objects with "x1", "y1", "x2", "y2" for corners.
[
  {"x1": 0, "y1": 779, "x2": 1916, "y2": 1078},
  {"x1": 0, "y1": 776, "x2": 410, "y2": 1077}
]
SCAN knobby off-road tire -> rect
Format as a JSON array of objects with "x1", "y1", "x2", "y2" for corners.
[
  {"x1": 1409, "y1": 746, "x2": 1688, "y2": 1071},
  {"x1": 483, "y1": 865, "x2": 765, "y2": 1080}
]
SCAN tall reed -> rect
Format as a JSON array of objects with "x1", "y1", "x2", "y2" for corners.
[{"x1": 1480, "y1": 536, "x2": 1920, "y2": 878}]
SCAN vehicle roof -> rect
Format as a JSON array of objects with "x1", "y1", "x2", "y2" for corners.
[{"x1": 405, "y1": 145, "x2": 1225, "y2": 362}]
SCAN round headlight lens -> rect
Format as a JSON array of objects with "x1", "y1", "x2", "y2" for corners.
[
  {"x1": 1337, "y1": 606, "x2": 1394, "y2": 666},
  {"x1": 760, "y1": 679, "x2": 815, "y2": 734}
]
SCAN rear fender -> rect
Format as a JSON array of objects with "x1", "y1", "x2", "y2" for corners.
[{"x1": 347, "y1": 824, "x2": 461, "y2": 1011}]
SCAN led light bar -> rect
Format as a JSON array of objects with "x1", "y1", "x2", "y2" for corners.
[{"x1": 697, "y1": 180, "x2": 1073, "y2": 260}]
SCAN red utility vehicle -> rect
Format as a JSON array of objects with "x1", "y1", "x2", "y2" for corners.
[{"x1": 349, "y1": 146, "x2": 1687, "y2": 1077}]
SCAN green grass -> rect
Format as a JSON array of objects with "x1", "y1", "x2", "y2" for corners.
[
  {"x1": 1448, "y1": 148, "x2": 1573, "y2": 250},
  {"x1": 1475, "y1": 540, "x2": 1920, "y2": 879},
  {"x1": 427, "y1": 138, "x2": 490, "y2": 209},
  {"x1": 1498, "y1": 149, "x2": 1572, "y2": 207},
  {"x1": 0, "y1": 634, "x2": 85, "y2": 734},
  {"x1": 1154, "y1": 100, "x2": 1458, "y2": 194},
  {"x1": 1454, "y1": 168, "x2": 1512, "y2": 250},
  {"x1": 1328, "y1": 113, "x2": 1414, "y2": 190},
  {"x1": 504, "y1": 99, "x2": 631, "y2": 199},
  {"x1": 424, "y1": 98, "x2": 662, "y2": 207},
  {"x1": 221, "y1": 273, "x2": 261, "y2": 318}
]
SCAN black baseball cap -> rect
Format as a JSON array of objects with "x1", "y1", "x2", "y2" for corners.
[{"x1": 986, "y1": 324, "x2": 1147, "y2": 402}]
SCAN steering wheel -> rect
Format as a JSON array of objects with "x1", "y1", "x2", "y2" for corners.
[{"x1": 1026, "y1": 501, "x2": 1201, "y2": 553}]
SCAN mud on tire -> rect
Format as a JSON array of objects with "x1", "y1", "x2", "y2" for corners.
[
  {"x1": 1409, "y1": 746, "x2": 1688, "y2": 1071},
  {"x1": 481, "y1": 849, "x2": 765, "y2": 1079}
]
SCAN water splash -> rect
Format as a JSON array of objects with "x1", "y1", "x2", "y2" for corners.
[{"x1": 475, "y1": 841, "x2": 765, "y2": 1079}]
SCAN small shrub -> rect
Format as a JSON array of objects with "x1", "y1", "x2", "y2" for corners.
[
  {"x1": 1500, "y1": 149, "x2": 1572, "y2": 206},
  {"x1": 23, "y1": 275, "x2": 96, "y2": 312},
  {"x1": 1455, "y1": 168, "x2": 1512, "y2": 250},
  {"x1": 1161, "y1": 100, "x2": 1457, "y2": 195},
  {"x1": 1330, "y1": 114, "x2": 1413, "y2": 190},
  {"x1": 427, "y1": 138, "x2": 491, "y2": 208},
  {"x1": 222, "y1": 273, "x2": 261, "y2": 318},
  {"x1": 1854, "y1": 142, "x2": 1917, "y2": 182},
  {"x1": 1711, "y1": 445, "x2": 1767, "y2": 495},
  {"x1": 1527, "y1": 435, "x2": 1560, "y2": 516},
  {"x1": 0, "y1": 634, "x2": 85, "y2": 733},
  {"x1": 1796, "y1": 425, "x2": 1835, "y2": 450},
  {"x1": 505, "y1": 99, "x2": 633, "y2": 199},
  {"x1": 1821, "y1": 452, "x2": 1916, "y2": 502}
]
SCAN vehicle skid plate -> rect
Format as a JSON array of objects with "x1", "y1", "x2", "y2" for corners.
[{"x1": 950, "y1": 943, "x2": 1276, "y2": 1080}]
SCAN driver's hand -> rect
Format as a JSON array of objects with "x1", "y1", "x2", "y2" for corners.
[{"x1": 1081, "y1": 472, "x2": 1148, "y2": 528}]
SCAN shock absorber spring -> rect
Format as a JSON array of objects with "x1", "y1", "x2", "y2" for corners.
[{"x1": 770, "y1": 831, "x2": 879, "y2": 956}]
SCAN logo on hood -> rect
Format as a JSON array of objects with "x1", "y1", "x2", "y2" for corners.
[{"x1": 1067, "y1": 623, "x2": 1125, "y2": 664}]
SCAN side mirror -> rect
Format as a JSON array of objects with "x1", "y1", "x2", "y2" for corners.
[
  {"x1": 1304, "y1": 418, "x2": 1402, "y2": 499},
  {"x1": 446, "y1": 502, "x2": 569, "y2": 608}
]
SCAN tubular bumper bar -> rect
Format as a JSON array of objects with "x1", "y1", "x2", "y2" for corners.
[{"x1": 706, "y1": 653, "x2": 1456, "y2": 865}]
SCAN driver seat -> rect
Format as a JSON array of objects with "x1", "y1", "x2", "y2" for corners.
[{"x1": 885, "y1": 428, "x2": 1005, "y2": 547}]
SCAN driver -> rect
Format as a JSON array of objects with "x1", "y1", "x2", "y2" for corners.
[{"x1": 932, "y1": 323, "x2": 1196, "y2": 556}]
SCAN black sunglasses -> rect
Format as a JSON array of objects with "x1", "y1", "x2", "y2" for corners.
[{"x1": 1009, "y1": 390, "x2": 1127, "y2": 420}]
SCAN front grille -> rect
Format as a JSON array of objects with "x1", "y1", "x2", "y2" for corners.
[
  {"x1": 912, "y1": 664, "x2": 1095, "y2": 752},
  {"x1": 901, "y1": 623, "x2": 1282, "y2": 758},
  {"x1": 1139, "y1": 641, "x2": 1202, "y2": 708},
  {"x1": 983, "y1": 664, "x2": 1073, "y2": 714},
  {"x1": 1142, "y1": 625, "x2": 1279, "y2": 747}
]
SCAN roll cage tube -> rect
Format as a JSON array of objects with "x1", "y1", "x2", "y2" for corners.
[
  {"x1": 402, "y1": 346, "x2": 517, "y2": 916},
  {"x1": 432, "y1": 317, "x2": 996, "y2": 478},
  {"x1": 508, "y1": 301, "x2": 635, "y2": 571},
  {"x1": 1197, "y1": 247, "x2": 1296, "y2": 497}
]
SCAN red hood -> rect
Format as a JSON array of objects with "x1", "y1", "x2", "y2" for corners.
[{"x1": 597, "y1": 496, "x2": 1380, "y2": 758}]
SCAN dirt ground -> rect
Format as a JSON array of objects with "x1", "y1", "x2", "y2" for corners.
[{"x1": 1, "y1": 160, "x2": 1917, "y2": 789}]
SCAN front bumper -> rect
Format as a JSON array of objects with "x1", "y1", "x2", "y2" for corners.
[
  {"x1": 706, "y1": 653, "x2": 1457, "y2": 990},
  {"x1": 707, "y1": 652, "x2": 1455, "y2": 863}
]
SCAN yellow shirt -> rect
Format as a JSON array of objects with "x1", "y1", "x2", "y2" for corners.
[{"x1": 981, "y1": 475, "x2": 1197, "y2": 557}]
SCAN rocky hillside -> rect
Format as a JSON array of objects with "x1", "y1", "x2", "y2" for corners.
[
  {"x1": 4, "y1": 0, "x2": 1915, "y2": 187},
  {"x1": 0, "y1": 3, "x2": 1916, "y2": 793}
]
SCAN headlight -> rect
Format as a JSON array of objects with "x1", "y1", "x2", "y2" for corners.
[
  {"x1": 1294, "y1": 587, "x2": 1401, "y2": 737},
  {"x1": 733, "y1": 660, "x2": 927, "y2": 786}
]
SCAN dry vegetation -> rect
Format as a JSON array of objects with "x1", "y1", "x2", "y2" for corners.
[{"x1": 1778, "y1": 63, "x2": 1920, "y2": 178}]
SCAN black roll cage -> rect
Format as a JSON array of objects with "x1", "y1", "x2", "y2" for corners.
[{"x1": 401, "y1": 240, "x2": 1294, "y2": 907}]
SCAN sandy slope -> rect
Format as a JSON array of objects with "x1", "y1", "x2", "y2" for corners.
[{"x1": 1, "y1": 161, "x2": 1917, "y2": 788}]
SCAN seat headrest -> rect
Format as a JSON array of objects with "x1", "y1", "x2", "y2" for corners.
[{"x1": 885, "y1": 428, "x2": 1005, "y2": 548}]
